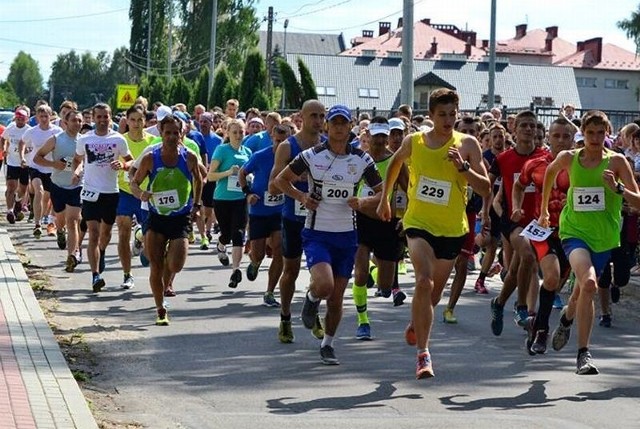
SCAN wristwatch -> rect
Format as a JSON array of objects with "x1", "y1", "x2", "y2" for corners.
[
  {"x1": 616, "y1": 182, "x2": 625, "y2": 195},
  {"x1": 458, "y1": 161, "x2": 470, "y2": 172}
]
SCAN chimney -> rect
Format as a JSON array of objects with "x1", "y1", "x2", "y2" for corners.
[
  {"x1": 431, "y1": 37, "x2": 438, "y2": 56},
  {"x1": 362, "y1": 29, "x2": 373, "y2": 38},
  {"x1": 379, "y1": 21, "x2": 391, "y2": 37},
  {"x1": 583, "y1": 37, "x2": 603, "y2": 63},
  {"x1": 577, "y1": 41, "x2": 585, "y2": 51},
  {"x1": 397, "y1": 17, "x2": 403, "y2": 28},
  {"x1": 482, "y1": 39, "x2": 489, "y2": 49},
  {"x1": 515, "y1": 24, "x2": 527, "y2": 39},
  {"x1": 545, "y1": 26, "x2": 558, "y2": 39},
  {"x1": 465, "y1": 37, "x2": 472, "y2": 57},
  {"x1": 421, "y1": 18, "x2": 431, "y2": 26}
]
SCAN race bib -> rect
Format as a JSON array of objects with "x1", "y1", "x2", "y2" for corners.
[
  {"x1": 227, "y1": 174, "x2": 241, "y2": 192},
  {"x1": 519, "y1": 219, "x2": 553, "y2": 242},
  {"x1": 63, "y1": 157, "x2": 73, "y2": 172},
  {"x1": 152, "y1": 189, "x2": 180, "y2": 210},
  {"x1": 322, "y1": 181, "x2": 353, "y2": 202},
  {"x1": 294, "y1": 200, "x2": 307, "y2": 217},
  {"x1": 573, "y1": 187, "x2": 605, "y2": 212},
  {"x1": 416, "y1": 176, "x2": 451, "y2": 206},
  {"x1": 395, "y1": 191, "x2": 407, "y2": 210},
  {"x1": 264, "y1": 191, "x2": 284, "y2": 207},
  {"x1": 360, "y1": 185, "x2": 375, "y2": 198},
  {"x1": 514, "y1": 173, "x2": 535, "y2": 193},
  {"x1": 80, "y1": 188, "x2": 99, "y2": 202},
  {"x1": 141, "y1": 201, "x2": 149, "y2": 211}
]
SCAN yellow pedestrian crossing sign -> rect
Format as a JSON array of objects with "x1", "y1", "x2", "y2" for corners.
[{"x1": 116, "y1": 84, "x2": 138, "y2": 109}]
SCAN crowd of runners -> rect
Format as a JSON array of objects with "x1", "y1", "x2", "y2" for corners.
[{"x1": 1, "y1": 89, "x2": 639, "y2": 379}]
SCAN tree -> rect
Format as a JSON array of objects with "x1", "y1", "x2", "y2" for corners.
[
  {"x1": 277, "y1": 58, "x2": 302, "y2": 109},
  {"x1": 298, "y1": 58, "x2": 318, "y2": 102},
  {"x1": 49, "y1": 51, "x2": 113, "y2": 109},
  {"x1": 239, "y1": 50, "x2": 267, "y2": 110},
  {"x1": 191, "y1": 67, "x2": 210, "y2": 108},
  {"x1": 210, "y1": 64, "x2": 233, "y2": 109},
  {"x1": 252, "y1": 90, "x2": 271, "y2": 111},
  {"x1": 129, "y1": 0, "x2": 170, "y2": 78},
  {"x1": 169, "y1": 75, "x2": 192, "y2": 106},
  {"x1": 618, "y1": 7, "x2": 640, "y2": 53},
  {"x1": 140, "y1": 74, "x2": 169, "y2": 105},
  {"x1": 0, "y1": 82, "x2": 19, "y2": 108},
  {"x1": 6, "y1": 51, "x2": 43, "y2": 105}
]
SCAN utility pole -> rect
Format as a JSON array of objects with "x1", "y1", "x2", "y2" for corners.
[
  {"x1": 400, "y1": 0, "x2": 414, "y2": 107},
  {"x1": 208, "y1": 0, "x2": 219, "y2": 96},
  {"x1": 281, "y1": 18, "x2": 289, "y2": 110},
  {"x1": 167, "y1": 0, "x2": 173, "y2": 83},
  {"x1": 147, "y1": 0, "x2": 152, "y2": 76},
  {"x1": 266, "y1": 6, "x2": 274, "y2": 92},
  {"x1": 487, "y1": 0, "x2": 497, "y2": 109}
]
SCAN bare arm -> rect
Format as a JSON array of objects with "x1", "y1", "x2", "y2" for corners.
[
  {"x1": 34, "y1": 136, "x2": 65, "y2": 170},
  {"x1": 376, "y1": 134, "x2": 412, "y2": 221},
  {"x1": 539, "y1": 150, "x2": 573, "y2": 227},
  {"x1": 275, "y1": 165, "x2": 319, "y2": 211},
  {"x1": 130, "y1": 153, "x2": 153, "y2": 201},
  {"x1": 268, "y1": 141, "x2": 291, "y2": 194},
  {"x1": 188, "y1": 152, "x2": 203, "y2": 207},
  {"x1": 453, "y1": 136, "x2": 491, "y2": 198}
]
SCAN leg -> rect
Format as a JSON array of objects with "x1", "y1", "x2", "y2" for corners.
[
  {"x1": 265, "y1": 231, "x2": 283, "y2": 294},
  {"x1": 146, "y1": 230, "x2": 168, "y2": 311},
  {"x1": 86, "y1": 220, "x2": 101, "y2": 273},
  {"x1": 568, "y1": 249, "x2": 597, "y2": 350},
  {"x1": 116, "y1": 215, "x2": 133, "y2": 274}
]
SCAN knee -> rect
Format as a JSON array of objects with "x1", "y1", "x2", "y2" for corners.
[
  {"x1": 414, "y1": 275, "x2": 434, "y2": 293},
  {"x1": 520, "y1": 250, "x2": 536, "y2": 266},
  {"x1": 313, "y1": 278, "x2": 334, "y2": 298},
  {"x1": 581, "y1": 278, "x2": 598, "y2": 295},
  {"x1": 542, "y1": 273, "x2": 560, "y2": 290}
]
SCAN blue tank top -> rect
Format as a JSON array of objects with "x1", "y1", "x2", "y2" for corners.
[
  {"x1": 282, "y1": 136, "x2": 309, "y2": 222},
  {"x1": 148, "y1": 146, "x2": 193, "y2": 216}
]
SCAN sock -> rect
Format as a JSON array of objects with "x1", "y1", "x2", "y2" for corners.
[
  {"x1": 560, "y1": 313, "x2": 573, "y2": 327},
  {"x1": 478, "y1": 271, "x2": 488, "y2": 281},
  {"x1": 534, "y1": 287, "x2": 555, "y2": 331},
  {"x1": 307, "y1": 290, "x2": 319, "y2": 302},
  {"x1": 352, "y1": 283, "x2": 369, "y2": 325},
  {"x1": 418, "y1": 348, "x2": 429, "y2": 356},
  {"x1": 321, "y1": 334, "x2": 334, "y2": 348},
  {"x1": 578, "y1": 347, "x2": 589, "y2": 357},
  {"x1": 280, "y1": 313, "x2": 291, "y2": 322}
]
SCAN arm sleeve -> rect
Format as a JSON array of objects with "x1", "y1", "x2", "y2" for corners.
[{"x1": 289, "y1": 152, "x2": 309, "y2": 176}]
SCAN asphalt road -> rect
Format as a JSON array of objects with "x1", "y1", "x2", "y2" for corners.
[{"x1": 9, "y1": 220, "x2": 640, "y2": 429}]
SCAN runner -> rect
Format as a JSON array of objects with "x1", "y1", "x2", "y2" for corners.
[
  {"x1": 199, "y1": 112, "x2": 223, "y2": 248},
  {"x1": 238, "y1": 124, "x2": 290, "y2": 307},
  {"x1": 377, "y1": 88, "x2": 490, "y2": 379},
  {"x1": 73, "y1": 103, "x2": 132, "y2": 292},
  {"x1": 275, "y1": 104, "x2": 383, "y2": 365},
  {"x1": 268, "y1": 99, "x2": 326, "y2": 344},
  {"x1": 33, "y1": 110, "x2": 84, "y2": 272},
  {"x1": 2, "y1": 109, "x2": 31, "y2": 223},
  {"x1": 115, "y1": 105, "x2": 155, "y2": 290},
  {"x1": 541, "y1": 110, "x2": 638, "y2": 374},
  {"x1": 130, "y1": 115, "x2": 203, "y2": 325}
]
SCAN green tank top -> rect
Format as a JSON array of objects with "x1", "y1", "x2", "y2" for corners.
[
  {"x1": 559, "y1": 149, "x2": 622, "y2": 252},
  {"x1": 358, "y1": 155, "x2": 391, "y2": 197}
]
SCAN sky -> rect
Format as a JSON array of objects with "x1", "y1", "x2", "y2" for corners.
[{"x1": 1, "y1": 0, "x2": 638, "y2": 85}]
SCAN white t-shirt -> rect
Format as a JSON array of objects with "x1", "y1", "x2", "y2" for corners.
[
  {"x1": 22, "y1": 124, "x2": 62, "y2": 173},
  {"x1": 76, "y1": 130, "x2": 130, "y2": 194},
  {"x1": 1, "y1": 122, "x2": 31, "y2": 167},
  {"x1": 143, "y1": 125, "x2": 160, "y2": 137}
]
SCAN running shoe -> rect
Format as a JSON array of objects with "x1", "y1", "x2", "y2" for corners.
[
  {"x1": 228, "y1": 268, "x2": 242, "y2": 288},
  {"x1": 206, "y1": 230, "x2": 213, "y2": 242},
  {"x1": 65, "y1": 254, "x2": 78, "y2": 273},
  {"x1": 531, "y1": 330, "x2": 548, "y2": 354},
  {"x1": 121, "y1": 274, "x2": 135, "y2": 290},
  {"x1": 443, "y1": 307, "x2": 457, "y2": 324},
  {"x1": 262, "y1": 292, "x2": 280, "y2": 307},
  {"x1": 28, "y1": 209, "x2": 34, "y2": 222},
  {"x1": 99, "y1": 249, "x2": 106, "y2": 273},
  {"x1": 199, "y1": 237, "x2": 209, "y2": 251},
  {"x1": 247, "y1": 262, "x2": 260, "y2": 281},
  {"x1": 217, "y1": 243, "x2": 229, "y2": 266},
  {"x1": 598, "y1": 314, "x2": 612, "y2": 328},
  {"x1": 474, "y1": 277, "x2": 489, "y2": 294},
  {"x1": 213, "y1": 223, "x2": 220, "y2": 234},
  {"x1": 610, "y1": 285, "x2": 620, "y2": 304},
  {"x1": 551, "y1": 307, "x2": 572, "y2": 351},
  {"x1": 56, "y1": 230, "x2": 66, "y2": 250},
  {"x1": 487, "y1": 262, "x2": 502, "y2": 277},
  {"x1": 552, "y1": 293, "x2": 564, "y2": 309},
  {"x1": 278, "y1": 320, "x2": 294, "y2": 343},
  {"x1": 74, "y1": 250, "x2": 82, "y2": 265},
  {"x1": 392, "y1": 288, "x2": 406, "y2": 306},
  {"x1": 33, "y1": 225, "x2": 42, "y2": 239},
  {"x1": 490, "y1": 297, "x2": 504, "y2": 336},
  {"x1": 320, "y1": 345, "x2": 339, "y2": 365},
  {"x1": 514, "y1": 308, "x2": 529, "y2": 328},
  {"x1": 416, "y1": 352, "x2": 434, "y2": 379},
  {"x1": 311, "y1": 315, "x2": 324, "y2": 340},
  {"x1": 140, "y1": 250, "x2": 150, "y2": 267},
  {"x1": 524, "y1": 317, "x2": 536, "y2": 356},
  {"x1": 404, "y1": 322, "x2": 417, "y2": 346},
  {"x1": 92, "y1": 274, "x2": 105, "y2": 293},
  {"x1": 6, "y1": 211, "x2": 15, "y2": 224},
  {"x1": 356, "y1": 323, "x2": 372, "y2": 340},
  {"x1": 15, "y1": 210, "x2": 24, "y2": 222},
  {"x1": 164, "y1": 286, "x2": 176, "y2": 297},
  {"x1": 46, "y1": 223, "x2": 56, "y2": 237},
  {"x1": 188, "y1": 230, "x2": 196, "y2": 244},
  {"x1": 156, "y1": 308, "x2": 169, "y2": 326},
  {"x1": 301, "y1": 293, "x2": 320, "y2": 329},
  {"x1": 373, "y1": 288, "x2": 383, "y2": 297},
  {"x1": 576, "y1": 350, "x2": 599, "y2": 375},
  {"x1": 132, "y1": 226, "x2": 143, "y2": 256}
]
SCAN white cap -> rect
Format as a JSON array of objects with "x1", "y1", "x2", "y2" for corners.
[
  {"x1": 369, "y1": 122, "x2": 390, "y2": 136},
  {"x1": 388, "y1": 118, "x2": 405, "y2": 131},
  {"x1": 156, "y1": 105, "x2": 172, "y2": 121}
]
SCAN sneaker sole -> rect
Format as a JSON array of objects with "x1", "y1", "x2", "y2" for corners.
[
  {"x1": 321, "y1": 359, "x2": 340, "y2": 365},
  {"x1": 356, "y1": 335, "x2": 372, "y2": 341},
  {"x1": 577, "y1": 366, "x2": 599, "y2": 375},
  {"x1": 92, "y1": 279, "x2": 106, "y2": 293},
  {"x1": 416, "y1": 369, "x2": 435, "y2": 379}
]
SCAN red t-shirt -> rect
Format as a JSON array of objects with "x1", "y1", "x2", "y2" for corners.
[
  {"x1": 518, "y1": 152, "x2": 569, "y2": 227},
  {"x1": 490, "y1": 146, "x2": 546, "y2": 226}
]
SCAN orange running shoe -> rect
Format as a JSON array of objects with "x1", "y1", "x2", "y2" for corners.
[
  {"x1": 46, "y1": 223, "x2": 57, "y2": 237},
  {"x1": 416, "y1": 352, "x2": 435, "y2": 379},
  {"x1": 404, "y1": 321, "x2": 416, "y2": 346}
]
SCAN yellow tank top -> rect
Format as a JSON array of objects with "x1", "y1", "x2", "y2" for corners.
[{"x1": 403, "y1": 131, "x2": 469, "y2": 237}]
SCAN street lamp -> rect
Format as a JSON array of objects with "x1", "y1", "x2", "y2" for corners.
[{"x1": 281, "y1": 18, "x2": 289, "y2": 110}]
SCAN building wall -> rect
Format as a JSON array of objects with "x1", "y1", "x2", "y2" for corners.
[
  {"x1": 495, "y1": 53, "x2": 553, "y2": 66},
  {"x1": 574, "y1": 68, "x2": 640, "y2": 111}
]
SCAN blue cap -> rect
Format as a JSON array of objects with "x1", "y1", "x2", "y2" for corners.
[
  {"x1": 172, "y1": 111, "x2": 189, "y2": 123},
  {"x1": 327, "y1": 105, "x2": 352, "y2": 122}
]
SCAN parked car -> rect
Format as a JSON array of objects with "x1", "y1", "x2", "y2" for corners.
[{"x1": 0, "y1": 110, "x2": 14, "y2": 126}]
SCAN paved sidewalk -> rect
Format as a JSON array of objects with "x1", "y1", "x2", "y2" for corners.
[{"x1": 0, "y1": 228, "x2": 97, "y2": 429}]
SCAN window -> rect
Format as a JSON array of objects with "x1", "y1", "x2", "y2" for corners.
[
  {"x1": 604, "y1": 79, "x2": 628, "y2": 89},
  {"x1": 326, "y1": 86, "x2": 336, "y2": 96},
  {"x1": 316, "y1": 86, "x2": 325, "y2": 96},
  {"x1": 358, "y1": 88, "x2": 380, "y2": 98},
  {"x1": 576, "y1": 77, "x2": 597, "y2": 88},
  {"x1": 316, "y1": 86, "x2": 336, "y2": 96}
]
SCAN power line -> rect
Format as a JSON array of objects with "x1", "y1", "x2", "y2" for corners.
[
  {"x1": 0, "y1": 36, "x2": 120, "y2": 54},
  {"x1": 278, "y1": 0, "x2": 353, "y2": 20},
  {"x1": 0, "y1": 8, "x2": 128, "y2": 23},
  {"x1": 275, "y1": 0, "x2": 326, "y2": 17}
]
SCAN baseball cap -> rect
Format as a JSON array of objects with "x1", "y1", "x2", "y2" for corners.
[
  {"x1": 388, "y1": 118, "x2": 405, "y2": 131},
  {"x1": 14, "y1": 109, "x2": 28, "y2": 118},
  {"x1": 156, "y1": 105, "x2": 172, "y2": 121},
  {"x1": 369, "y1": 122, "x2": 390, "y2": 136},
  {"x1": 172, "y1": 111, "x2": 189, "y2": 123},
  {"x1": 327, "y1": 105, "x2": 352, "y2": 122},
  {"x1": 200, "y1": 112, "x2": 214, "y2": 122}
]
